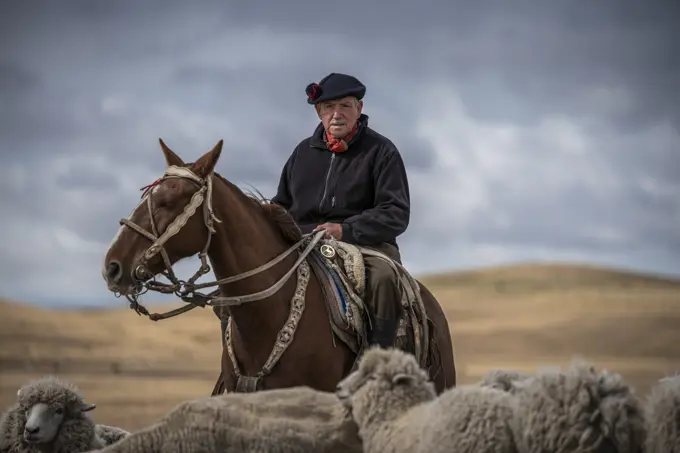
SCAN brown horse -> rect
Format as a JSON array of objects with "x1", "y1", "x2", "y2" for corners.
[{"x1": 101, "y1": 139, "x2": 456, "y2": 395}]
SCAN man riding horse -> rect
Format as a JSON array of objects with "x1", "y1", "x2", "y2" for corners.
[
  {"x1": 101, "y1": 70, "x2": 455, "y2": 392},
  {"x1": 269, "y1": 72, "x2": 411, "y2": 351}
]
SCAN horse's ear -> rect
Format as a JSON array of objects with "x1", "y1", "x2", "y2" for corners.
[
  {"x1": 159, "y1": 138, "x2": 185, "y2": 167},
  {"x1": 192, "y1": 140, "x2": 223, "y2": 178}
]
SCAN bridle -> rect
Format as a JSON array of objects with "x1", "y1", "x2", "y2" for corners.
[
  {"x1": 115, "y1": 165, "x2": 324, "y2": 321},
  {"x1": 116, "y1": 165, "x2": 218, "y2": 318}
]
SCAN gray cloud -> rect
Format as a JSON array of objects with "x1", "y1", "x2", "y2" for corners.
[{"x1": 0, "y1": 0, "x2": 678, "y2": 306}]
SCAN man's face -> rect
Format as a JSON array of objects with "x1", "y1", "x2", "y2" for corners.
[{"x1": 316, "y1": 96, "x2": 363, "y2": 138}]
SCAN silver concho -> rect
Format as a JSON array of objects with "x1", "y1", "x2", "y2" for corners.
[{"x1": 320, "y1": 244, "x2": 336, "y2": 259}]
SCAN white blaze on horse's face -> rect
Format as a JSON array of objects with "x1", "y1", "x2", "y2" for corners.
[
  {"x1": 106, "y1": 192, "x2": 151, "y2": 255},
  {"x1": 100, "y1": 186, "x2": 158, "y2": 292},
  {"x1": 111, "y1": 184, "x2": 162, "y2": 249}
]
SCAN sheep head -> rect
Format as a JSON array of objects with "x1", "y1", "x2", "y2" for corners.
[
  {"x1": 16, "y1": 376, "x2": 96, "y2": 447},
  {"x1": 335, "y1": 347, "x2": 435, "y2": 426},
  {"x1": 644, "y1": 374, "x2": 680, "y2": 453},
  {"x1": 510, "y1": 359, "x2": 646, "y2": 453}
]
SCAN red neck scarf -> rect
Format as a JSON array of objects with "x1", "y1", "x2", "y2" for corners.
[{"x1": 325, "y1": 123, "x2": 359, "y2": 153}]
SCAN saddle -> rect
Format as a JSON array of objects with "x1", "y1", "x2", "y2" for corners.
[
  {"x1": 305, "y1": 237, "x2": 431, "y2": 369},
  {"x1": 212, "y1": 235, "x2": 433, "y2": 370}
]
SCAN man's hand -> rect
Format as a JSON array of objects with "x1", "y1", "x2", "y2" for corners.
[{"x1": 313, "y1": 222, "x2": 343, "y2": 240}]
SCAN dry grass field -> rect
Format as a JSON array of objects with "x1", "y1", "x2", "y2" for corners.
[{"x1": 1, "y1": 262, "x2": 679, "y2": 432}]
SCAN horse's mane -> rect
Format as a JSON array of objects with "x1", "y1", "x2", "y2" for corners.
[{"x1": 211, "y1": 171, "x2": 303, "y2": 244}]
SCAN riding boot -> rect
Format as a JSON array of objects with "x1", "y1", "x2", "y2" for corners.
[
  {"x1": 367, "y1": 315, "x2": 399, "y2": 349},
  {"x1": 349, "y1": 314, "x2": 398, "y2": 373}
]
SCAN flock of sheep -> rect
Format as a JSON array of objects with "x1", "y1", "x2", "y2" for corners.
[{"x1": 1, "y1": 348, "x2": 678, "y2": 453}]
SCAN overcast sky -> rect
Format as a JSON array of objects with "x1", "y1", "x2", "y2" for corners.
[{"x1": 1, "y1": 1, "x2": 678, "y2": 307}]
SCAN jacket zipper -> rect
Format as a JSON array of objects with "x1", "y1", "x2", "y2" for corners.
[{"x1": 319, "y1": 152, "x2": 336, "y2": 211}]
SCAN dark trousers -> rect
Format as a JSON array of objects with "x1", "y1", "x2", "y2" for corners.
[{"x1": 363, "y1": 242, "x2": 404, "y2": 323}]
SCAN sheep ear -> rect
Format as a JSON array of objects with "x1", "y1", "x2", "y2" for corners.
[
  {"x1": 16, "y1": 388, "x2": 21, "y2": 397},
  {"x1": 392, "y1": 373, "x2": 415, "y2": 386},
  {"x1": 80, "y1": 403, "x2": 96, "y2": 413}
]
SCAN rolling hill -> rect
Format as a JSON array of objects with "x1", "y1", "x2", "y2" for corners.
[{"x1": 1, "y1": 262, "x2": 679, "y2": 431}]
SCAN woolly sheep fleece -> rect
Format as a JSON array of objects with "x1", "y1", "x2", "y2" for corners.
[
  {"x1": 507, "y1": 359, "x2": 646, "y2": 453},
  {"x1": 93, "y1": 425, "x2": 129, "y2": 447},
  {"x1": 480, "y1": 368, "x2": 530, "y2": 391},
  {"x1": 336, "y1": 347, "x2": 517, "y2": 453},
  {"x1": 0, "y1": 376, "x2": 127, "y2": 453},
  {"x1": 644, "y1": 374, "x2": 680, "y2": 453},
  {"x1": 87, "y1": 385, "x2": 362, "y2": 453}
]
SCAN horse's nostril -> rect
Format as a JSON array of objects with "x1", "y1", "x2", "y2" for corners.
[{"x1": 106, "y1": 260, "x2": 123, "y2": 283}]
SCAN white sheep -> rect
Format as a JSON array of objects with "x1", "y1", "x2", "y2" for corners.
[
  {"x1": 0, "y1": 376, "x2": 129, "y2": 453},
  {"x1": 479, "y1": 368, "x2": 531, "y2": 391},
  {"x1": 644, "y1": 374, "x2": 680, "y2": 453},
  {"x1": 335, "y1": 346, "x2": 517, "y2": 453},
  {"x1": 87, "y1": 385, "x2": 363, "y2": 453},
  {"x1": 93, "y1": 425, "x2": 129, "y2": 447},
  {"x1": 508, "y1": 359, "x2": 646, "y2": 453}
]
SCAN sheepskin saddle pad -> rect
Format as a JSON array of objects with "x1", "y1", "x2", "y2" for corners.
[{"x1": 306, "y1": 235, "x2": 431, "y2": 369}]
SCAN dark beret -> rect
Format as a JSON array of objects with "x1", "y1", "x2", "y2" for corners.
[{"x1": 305, "y1": 73, "x2": 366, "y2": 105}]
